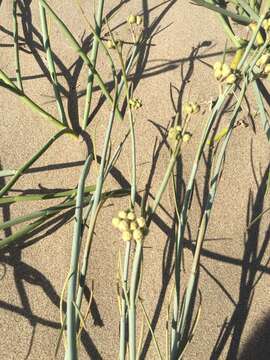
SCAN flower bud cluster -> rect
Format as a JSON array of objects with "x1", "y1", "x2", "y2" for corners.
[
  {"x1": 112, "y1": 210, "x2": 147, "y2": 242},
  {"x1": 213, "y1": 62, "x2": 237, "y2": 84}
]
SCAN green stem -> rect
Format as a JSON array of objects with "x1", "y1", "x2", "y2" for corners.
[
  {"x1": 0, "y1": 129, "x2": 69, "y2": 198},
  {"x1": 39, "y1": 2, "x2": 67, "y2": 126},
  {"x1": 0, "y1": 69, "x2": 73, "y2": 133},
  {"x1": 39, "y1": 0, "x2": 123, "y2": 121},
  {"x1": 12, "y1": 0, "x2": 23, "y2": 91},
  {"x1": 66, "y1": 155, "x2": 92, "y2": 360},
  {"x1": 82, "y1": 0, "x2": 105, "y2": 129}
]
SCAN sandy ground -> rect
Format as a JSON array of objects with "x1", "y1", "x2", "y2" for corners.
[{"x1": 0, "y1": 1, "x2": 269, "y2": 359}]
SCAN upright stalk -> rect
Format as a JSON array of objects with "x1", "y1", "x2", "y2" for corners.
[
  {"x1": 83, "y1": 0, "x2": 105, "y2": 129},
  {"x1": 12, "y1": 0, "x2": 23, "y2": 91},
  {"x1": 39, "y1": 3, "x2": 67, "y2": 126},
  {"x1": 66, "y1": 155, "x2": 93, "y2": 360}
]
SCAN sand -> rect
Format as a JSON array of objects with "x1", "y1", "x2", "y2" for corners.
[{"x1": 0, "y1": 0, "x2": 269, "y2": 359}]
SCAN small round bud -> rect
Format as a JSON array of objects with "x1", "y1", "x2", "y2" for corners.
[
  {"x1": 257, "y1": 54, "x2": 269, "y2": 67},
  {"x1": 119, "y1": 220, "x2": 129, "y2": 232},
  {"x1": 130, "y1": 221, "x2": 138, "y2": 231},
  {"x1": 128, "y1": 15, "x2": 136, "y2": 25},
  {"x1": 112, "y1": 217, "x2": 120, "y2": 228},
  {"x1": 214, "y1": 68, "x2": 223, "y2": 81},
  {"x1": 118, "y1": 210, "x2": 127, "y2": 219},
  {"x1": 221, "y1": 63, "x2": 231, "y2": 78},
  {"x1": 122, "y1": 231, "x2": 132, "y2": 241},
  {"x1": 175, "y1": 125, "x2": 182, "y2": 132},
  {"x1": 137, "y1": 217, "x2": 146, "y2": 228},
  {"x1": 264, "y1": 63, "x2": 270, "y2": 74},
  {"x1": 136, "y1": 16, "x2": 142, "y2": 25},
  {"x1": 213, "y1": 62, "x2": 222, "y2": 71},
  {"x1": 183, "y1": 102, "x2": 193, "y2": 115},
  {"x1": 133, "y1": 229, "x2": 143, "y2": 241},
  {"x1": 168, "y1": 128, "x2": 177, "y2": 139},
  {"x1": 127, "y1": 211, "x2": 136, "y2": 221},
  {"x1": 106, "y1": 40, "x2": 115, "y2": 49},
  {"x1": 191, "y1": 103, "x2": 200, "y2": 114},
  {"x1": 183, "y1": 133, "x2": 192, "y2": 143},
  {"x1": 226, "y1": 74, "x2": 237, "y2": 84}
]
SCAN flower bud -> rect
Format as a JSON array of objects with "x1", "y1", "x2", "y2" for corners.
[
  {"x1": 130, "y1": 221, "x2": 138, "y2": 231},
  {"x1": 122, "y1": 231, "x2": 132, "y2": 241},
  {"x1": 214, "y1": 68, "x2": 223, "y2": 81},
  {"x1": 183, "y1": 133, "x2": 192, "y2": 143},
  {"x1": 176, "y1": 125, "x2": 182, "y2": 132},
  {"x1": 221, "y1": 63, "x2": 231, "y2": 78},
  {"x1": 118, "y1": 210, "x2": 127, "y2": 219},
  {"x1": 183, "y1": 102, "x2": 193, "y2": 115},
  {"x1": 191, "y1": 102, "x2": 200, "y2": 114},
  {"x1": 133, "y1": 229, "x2": 143, "y2": 241},
  {"x1": 136, "y1": 16, "x2": 142, "y2": 25},
  {"x1": 256, "y1": 54, "x2": 269, "y2": 67},
  {"x1": 127, "y1": 211, "x2": 136, "y2": 221},
  {"x1": 119, "y1": 220, "x2": 129, "y2": 232},
  {"x1": 106, "y1": 40, "x2": 115, "y2": 49},
  {"x1": 168, "y1": 128, "x2": 177, "y2": 139},
  {"x1": 213, "y1": 62, "x2": 222, "y2": 71},
  {"x1": 112, "y1": 217, "x2": 120, "y2": 228},
  {"x1": 264, "y1": 63, "x2": 270, "y2": 74},
  {"x1": 137, "y1": 217, "x2": 146, "y2": 228},
  {"x1": 127, "y1": 15, "x2": 136, "y2": 25},
  {"x1": 226, "y1": 74, "x2": 237, "y2": 84}
]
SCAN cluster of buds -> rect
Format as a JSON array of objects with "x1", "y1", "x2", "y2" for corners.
[
  {"x1": 167, "y1": 125, "x2": 192, "y2": 150},
  {"x1": 112, "y1": 210, "x2": 147, "y2": 242},
  {"x1": 127, "y1": 14, "x2": 142, "y2": 26},
  {"x1": 256, "y1": 54, "x2": 270, "y2": 75},
  {"x1": 213, "y1": 62, "x2": 237, "y2": 84},
  {"x1": 183, "y1": 101, "x2": 200, "y2": 116},
  {"x1": 129, "y1": 98, "x2": 142, "y2": 109}
]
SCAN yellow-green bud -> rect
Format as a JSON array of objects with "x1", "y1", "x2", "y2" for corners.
[
  {"x1": 168, "y1": 128, "x2": 177, "y2": 139},
  {"x1": 112, "y1": 217, "x2": 120, "y2": 228},
  {"x1": 264, "y1": 63, "x2": 270, "y2": 74},
  {"x1": 107, "y1": 40, "x2": 115, "y2": 49},
  {"x1": 127, "y1": 211, "x2": 136, "y2": 221},
  {"x1": 183, "y1": 102, "x2": 193, "y2": 115},
  {"x1": 130, "y1": 221, "x2": 138, "y2": 231},
  {"x1": 122, "y1": 231, "x2": 132, "y2": 241},
  {"x1": 118, "y1": 210, "x2": 127, "y2": 219},
  {"x1": 128, "y1": 15, "x2": 136, "y2": 25},
  {"x1": 191, "y1": 103, "x2": 200, "y2": 114},
  {"x1": 176, "y1": 125, "x2": 182, "y2": 132},
  {"x1": 226, "y1": 74, "x2": 237, "y2": 84},
  {"x1": 183, "y1": 133, "x2": 192, "y2": 143},
  {"x1": 263, "y1": 19, "x2": 270, "y2": 32},
  {"x1": 137, "y1": 217, "x2": 146, "y2": 228},
  {"x1": 136, "y1": 16, "x2": 142, "y2": 25},
  {"x1": 133, "y1": 229, "x2": 143, "y2": 241},
  {"x1": 221, "y1": 63, "x2": 231, "y2": 78},
  {"x1": 213, "y1": 61, "x2": 222, "y2": 71},
  {"x1": 214, "y1": 68, "x2": 223, "y2": 81},
  {"x1": 119, "y1": 220, "x2": 129, "y2": 232},
  {"x1": 257, "y1": 54, "x2": 269, "y2": 67}
]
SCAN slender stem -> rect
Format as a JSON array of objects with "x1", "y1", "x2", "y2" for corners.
[
  {"x1": 82, "y1": 0, "x2": 105, "y2": 129},
  {"x1": 0, "y1": 69, "x2": 73, "y2": 133},
  {"x1": 12, "y1": 0, "x2": 23, "y2": 91},
  {"x1": 74, "y1": 83, "x2": 118, "y2": 323},
  {"x1": 128, "y1": 241, "x2": 143, "y2": 360},
  {"x1": 0, "y1": 129, "x2": 70, "y2": 198},
  {"x1": 119, "y1": 241, "x2": 131, "y2": 360},
  {"x1": 0, "y1": 185, "x2": 95, "y2": 205},
  {"x1": 39, "y1": 0, "x2": 123, "y2": 121},
  {"x1": 39, "y1": 3, "x2": 67, "y2": 126},
  {"x1": 171, "y1": 81, "x2": 247, "y2": 359},
  {"x1": 66, "y1": 155, "x2": 92, "y2": 360}
]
